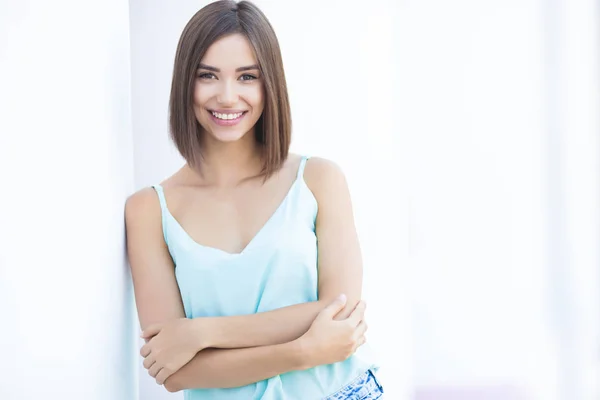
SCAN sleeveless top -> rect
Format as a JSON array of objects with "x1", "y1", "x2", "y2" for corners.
[{"x1": 152, "y1": 156, "x2": 377, "y2": 400}]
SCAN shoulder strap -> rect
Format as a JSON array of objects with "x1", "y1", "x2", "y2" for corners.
[
  {"x1": 296, "y1": 155, "x2": 310, "y2": 180},
  {"x1": 151, "y1": 184, "x2": 169, "y2": 244},
  {"x1": 151, "y1": 184, "x2": 168, "y2": 210},
  {"x1": 292, "y1": 155, "x2": 317, "y2": 226}
]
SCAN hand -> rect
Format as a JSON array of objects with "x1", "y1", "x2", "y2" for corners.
[
  {"x1": 139, "y1": 318, "x2": 204, "y2": 385},
  {"x1": 299, "y1": 294, "x2": 367, "y2": 368}
]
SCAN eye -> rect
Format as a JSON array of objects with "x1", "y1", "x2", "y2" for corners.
[
  {"x1": 197, "y1": 72, "x2": 216, "y2": 80},
  {"x1": 240, "y1": 74, "x2": 258, "y2": 81}
]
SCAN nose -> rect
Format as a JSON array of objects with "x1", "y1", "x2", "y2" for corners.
[{"x1": 217, "y1": 80, "x2": 238, "y2": 105}]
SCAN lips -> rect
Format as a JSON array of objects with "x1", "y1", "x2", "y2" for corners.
[
  {"x1": 208, "y1": 109, "x2": 247, "y2": 126},
  {"x1": 209, "y1": 108, "x2": 248, "y2": 114}
]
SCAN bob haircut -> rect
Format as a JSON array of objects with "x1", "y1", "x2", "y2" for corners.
[{"x1": 169, "y1": 0, "x2": 291, "y2": 178}]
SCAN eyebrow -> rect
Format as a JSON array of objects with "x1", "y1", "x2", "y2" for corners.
[{"x1": 197, "y1": 63, "x2": 259, "y2": 72}]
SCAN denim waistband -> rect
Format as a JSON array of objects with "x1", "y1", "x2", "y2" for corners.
[{"x1": 322, "y1": 369, "x2": 384, "y2": 400}]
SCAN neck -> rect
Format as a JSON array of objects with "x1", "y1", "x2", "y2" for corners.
[{"x1": 189, "y1": 133, "x2": 263, "y2": 187}]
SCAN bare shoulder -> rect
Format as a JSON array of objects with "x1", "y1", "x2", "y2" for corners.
[
  {"x1": 303, "y1": 156, "x2": 349, "y2": 201},
  {"x1": 124, "y1": 185, "x2": 174, "y2": 273},
  {"x1": 124, "y1": 165, "x2": 184, "y2": 220},
  {"x1": 304, "y1": 156, "x2": 345, "y2": 176},
  {"x1": 124, "y1": 186, "x2": 161, "y2": 228}
]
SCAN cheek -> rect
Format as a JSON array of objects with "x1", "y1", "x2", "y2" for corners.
[
  {"x1": 239, "y1": 85, "x2": 263, "y2": 108},
  {"x1": 193, "y1": 84, "x2": 210, "y2": 109}
]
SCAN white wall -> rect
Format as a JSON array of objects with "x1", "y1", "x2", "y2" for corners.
[
  {"x1": 128, "y1": 0, "x2": 409, "y2": 399},
  {"x1": 0, "y1": 1, "x2": 137, "y2": 399},
  {"x1": 547, "y1": 0, "x2": 600, "y2": 398},
  {"x1": 404, "y1": 0, "x2": 600, "y2": 399},
  {"x1": 406, "y1": 0, "x2": 552, "y2": 392}
]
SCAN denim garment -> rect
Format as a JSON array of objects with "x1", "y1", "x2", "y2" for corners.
[{"x1": 324, "y1": 369, "x2": 384, "y2": 400}]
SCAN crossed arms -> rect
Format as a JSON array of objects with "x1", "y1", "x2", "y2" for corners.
[{"x1": 125, "y1": 158, "x2": 366, "y2": 392}]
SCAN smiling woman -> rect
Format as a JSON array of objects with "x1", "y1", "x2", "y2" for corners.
[
  {"x1": 168, "y1": 0, "x2": 291, "y2": 180},
  {"x1": 125, "y1": 1, "x2": 383, "y2": 399}
]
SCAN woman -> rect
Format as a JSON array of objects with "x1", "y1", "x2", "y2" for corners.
[{"x1": 125, "y1": 1, "x2": 383, "y2": 399}]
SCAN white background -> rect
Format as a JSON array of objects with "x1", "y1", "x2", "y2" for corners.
[
  {"x1": 0, "y1": 1, "x2": 138, "y2": 399},
  {"x1": 402, "y1": 1, "x2": 599, "y2": 399}
]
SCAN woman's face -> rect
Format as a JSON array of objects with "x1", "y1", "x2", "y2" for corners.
[{"x1": 193, "y1": 33, "x2": 265, "y2": 144}]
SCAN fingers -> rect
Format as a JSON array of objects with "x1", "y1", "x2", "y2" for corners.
[
  {"x1": 141, "y1": 323, "x2": 161, "y2": 339},
  {"x1": 148, "y1": 362, "x2": 163, "y2": 378},
  {"x1": 143, "y1": 354, "x2": 156, "y2": 369},
  {"x1": 155, "y1": 367, "x2": 173, "y2": 385},
  {"x1": 140, "y1": 343, "x2": 151, "y2": 358},
  {"x1": 355, "y1": 335, "x2": 366, "y2": 349},
  {"x1": 353, "y1": 320, "x2": 368, "y2": 339},
  {"x1": 348, "y1": 300, "x2": 366, "y2": 326},
  {"x1": 319, "y1": 294, "x2": 348, "y2": 319}
]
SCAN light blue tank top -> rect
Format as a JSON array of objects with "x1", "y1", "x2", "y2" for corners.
[{"x1": 152, "y1": 156, "x2": 377, "y2": 400}]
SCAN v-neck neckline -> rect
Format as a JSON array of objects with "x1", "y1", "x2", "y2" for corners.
[{"x1": 164, "y1": 177, "x2": 300, "y2": 257}]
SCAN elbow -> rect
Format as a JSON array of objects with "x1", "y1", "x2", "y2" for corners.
[
  {"x1": 164, "y1": 382, "x2": 180, "y2": 393},
  {"x1": 164, "y1": 370, "x2": 210, "y2": 392},
  {"x1": 164, "y1": 377, "x2": 182, "y2": 393},
  {"x1": 319, "y1": 295, "x2": 361, "y2": 320}
]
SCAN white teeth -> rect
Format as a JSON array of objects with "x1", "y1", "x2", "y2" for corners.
[{"x1": 211, "y1": 111, "x2": 243, "y2": 120}]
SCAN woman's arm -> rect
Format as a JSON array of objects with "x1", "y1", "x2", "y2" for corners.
[
  {"x1": 125, "y1": 188, "x2": 187, "y2": 331},
  {"x1": 126, "y1": 187, "x2": 365, "y2": 390},
  {"x1": 165, "y1": 296, "x2": 365, "y2": 392},
  {"x1": 168, "y1": 298, "x2": 334, "y2": 349},
  {"x1": 306, "y1": 157, "x2": 364, "y2": 318},
  {"x1": 165, "y1": 340, "x2": 307, "y2": 392},
  {"x1": 163, "y1": 296, "x2": 365, "y2": 392}
]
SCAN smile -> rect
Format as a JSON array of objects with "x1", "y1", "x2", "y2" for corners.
[
  {"x1": 211, "y1": 111, "x2": 244, "y2": 120},
  {"x1": 208, "y1": 109, "x2": 247, "y2": 126}
]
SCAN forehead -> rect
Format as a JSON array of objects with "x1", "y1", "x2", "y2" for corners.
[{"x1": 200, "y1": 33, "x2": 258, "y2": 70}]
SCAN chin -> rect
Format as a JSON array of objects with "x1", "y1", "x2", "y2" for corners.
[
  {"x1": 209, "y1": 128, "x2": 250, "y2": 143},
  {"x1": 215, "y1": 133, "x2": 246, "y2": 142}
]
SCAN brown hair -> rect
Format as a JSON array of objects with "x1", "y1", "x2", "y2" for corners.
[{"x1": 169, "y1": 0, "x2": 291, "y2": 178}]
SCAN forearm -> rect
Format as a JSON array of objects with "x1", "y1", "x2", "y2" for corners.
[
  {"x1": 200, "y1": 298, "x2": 360, "y2": 349},
  {"x1": 164, "y1": 340, "x2": 309, "y2": 392},
  {"x1": 202, "y1": 300, "x2": 325, "y2": 348}
]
